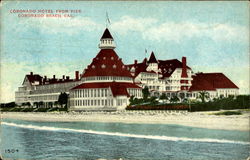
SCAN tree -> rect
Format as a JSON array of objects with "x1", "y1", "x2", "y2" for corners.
[
  {"x1": 54, "y1": 101, "x2": 59, "y2": 108},
  {"x1": 38, "y1": 101, "x2": 44, "y2": 108},
  {"x1": 142, "y1": 86, "x2": 150, "y2": 101},
  {"x1": 58, "y1": 92, "x2": 69, "y2": 108},
  {"x1": 149, "y1": 96, "x2": 158, "y2": 105},
  {"x1": 198, "y1": 91, "x2": 210, "y2": 103},
  {"x1": 129, "y1": 95, "x2": 136, "y2": 105},
  {"x1": 182, "y1": 98, "x2": 188, "y2": 103},
  {"x1": 33, "y1": 102, "x2": 39, "y2": 108},
  {"x1": 160, "y1": 93, "x2": 168, "y2": 103},
  {"x1": 26, "y1": 102, "x2": 31, "y2": 107},
  {"x1": 170, "y1": 95, "x2": 179, "y2": 103},
  {"x1": 48, "y1": 102, "x2": 53, "y2": 108}
]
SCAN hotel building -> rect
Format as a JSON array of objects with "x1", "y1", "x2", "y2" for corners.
[{"x1": 15, "y1": 28, "x2": 239, "y2": 109}]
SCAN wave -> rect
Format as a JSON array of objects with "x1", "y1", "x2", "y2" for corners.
[{"x1": 2, "y1": 122, "x2": 249, "y2": 145}]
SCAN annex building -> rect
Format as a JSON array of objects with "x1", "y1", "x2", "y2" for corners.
[{"x1": 15, "y1": 28, "x2": 239, "y2": 110}]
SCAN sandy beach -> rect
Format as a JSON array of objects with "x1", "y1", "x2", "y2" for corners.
[{"x1": 1, "y1": 110, "x2": 249, "y2": 131}]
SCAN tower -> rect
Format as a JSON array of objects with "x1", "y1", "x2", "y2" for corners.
[
  {"x1": 70, "y1": 28, "x2": 142, "y2": 111},
  {"x1": 98, "y1": 28, "x2": 116, "y2": 49},
  {"x1": 146, "y1": 51, "x2": 158, "y2": 72}
]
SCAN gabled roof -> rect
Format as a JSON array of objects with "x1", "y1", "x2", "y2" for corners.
[
  {"x1": 71, "y1": 82, "x2": 141, "y2": 97},
  {"x1": 158, "y1": 59, "x2": 191, "y2": 78},
  {"x1": 126, "y1": 57, "x2": 192, "y2": 79},
  {"x1": 148, "y1": 52, "x2": 158, "y2": 63},
  {"x1": 126, "y1": 60, "x2": 148, "y2": 78},
  {"x1": 24, "y1": 74, "x2": 43, "y2": 85},
  {"x1": 101, "y1": 28, "x2": 113, "y2": 39},
  {"x1": 189, "y1": 73, "x2": 239, "y2": 91},
  {"x1": 82, "y1": 49, "x2": 132, "y2": 78}
]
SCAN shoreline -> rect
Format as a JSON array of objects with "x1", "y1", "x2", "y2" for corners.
[{"x1": 1, "y1": 111, "x2": 249, "y2": 131}]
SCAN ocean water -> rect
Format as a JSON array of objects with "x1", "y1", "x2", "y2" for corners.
[{"x1": 1, "y1": 118, "x2": 249, "y2": 160}]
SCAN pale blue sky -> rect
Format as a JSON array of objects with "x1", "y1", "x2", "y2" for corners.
[{"x1": 1, "y1": 1, "x2": 249, "y2": 102}]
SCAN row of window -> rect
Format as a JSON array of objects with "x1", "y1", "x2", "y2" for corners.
[
  {"x1": 73, "y1": 89, "x2": 109, "y2": 98},
  {"x1": 128, "y1": 89, "x2": 142, "y2": 97},
  {"x1": 72, "y1": 99, "x2": 127, "y2": 107},
  {"x1": 101, "y1": 39, "x2": 113, "y2": 44},
  {"x1": 30, "y1": 95, "x2": 58, "y2": 101},
  {"x1": 83, "y1": 76, "x2": 132, "y2": 81},
  {"x1": 34, "y1": 82, "x2": 78, "y2": 91}
]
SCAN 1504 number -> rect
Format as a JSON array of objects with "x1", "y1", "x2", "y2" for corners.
[{"x1": 5, "y1": 149, "x2": 19, "y2": 153}]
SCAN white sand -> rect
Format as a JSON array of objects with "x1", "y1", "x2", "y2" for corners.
[{"x1": 1, "y1": 110, "x2": 249, "y2": 131}]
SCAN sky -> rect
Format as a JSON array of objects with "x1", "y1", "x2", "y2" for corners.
[{"x1": 0, "y1": 1, "x2": 249, "y2": 103}]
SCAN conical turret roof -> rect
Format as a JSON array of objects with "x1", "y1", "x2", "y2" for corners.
[
  {"x1": 82, "y1": 49, "x2": 132, "y2": 78},
  {"x1": 101, "y1": 28, "x2": 113, "y2": 39},
  {"x1": 148, "y1": 52, "x2": 158, "y2": 63}
]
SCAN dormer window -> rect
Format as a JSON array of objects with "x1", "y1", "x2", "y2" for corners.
[
  {"x1": 113, "y1": 64, "x2": 117, "y2": 69},
  {"x1": 101, "y1": 64, "x2": 106, "y2": 68},
  {"x1": 92, "y1": 65, "x2": 95, "y2": 69},
  {"x1": 103, "y1": 57, "x2": 106, "y2": 60},
  {"x1": 111, "y1": 57, "x2": 114, "y2": 60}
]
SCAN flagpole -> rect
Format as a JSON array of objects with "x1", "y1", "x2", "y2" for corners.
[{"x1": 106, "y1": 11, "x2": 111, "y2": 28}]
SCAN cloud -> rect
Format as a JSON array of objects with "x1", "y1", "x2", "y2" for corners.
[
  {"x1": 111, "y1": 16, "x2": 157, "y2": 35},
  {"x1": 143, "y1": 22, "x2": 248, "y2": 43},
  {"x1": 110, "y1": 16, "x2": 248, "y2": 43},
  {"x1": 17, "y1": 16, "x2": 102, "y2": 35}
]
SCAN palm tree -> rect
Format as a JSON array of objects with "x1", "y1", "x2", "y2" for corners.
[{"x1": 198, "y1": 91, "x2": 210, "y2": 103}]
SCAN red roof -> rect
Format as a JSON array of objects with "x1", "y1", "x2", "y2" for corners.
[
  {"x1": 71, "y1": 82, "x2": 141, "y2": 97},
  {"x1": 189, "y1": 73, "x2": 239, "y2": 91},
  {"x1": 158, "y1": 59, "x2": 191, "y2": 78},
  {"x1": 82, "y1": 49, "x2": 133, "y2": 78},
  {"x1": 101, "y1": 28, "x2": 113, "y2": 39},
  {"x1": 148, "y1": 52, "x2": 158, "y2": 63},
  {"x1": 25, "y1": 74, "x2": 42, "y2": 85},
  {"x1": 23, "y1": 72, "x2": 79, "y2": 86},
  {"x1": 126, "y1": 60, "x2": 147, "y2": 77},
  {"x1": 126, "y1": 57, "x2": 191, "y2": 78}
]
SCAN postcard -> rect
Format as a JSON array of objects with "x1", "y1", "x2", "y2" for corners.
[{"x1": 0, "y1": 1, "x2": 249, "y2": 160}]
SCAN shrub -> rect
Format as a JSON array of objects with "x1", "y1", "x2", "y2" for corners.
[
  {"x1": 190, "y1": 95, "x2": 250, "y2": 112},
  {"x1": 214, "y1": 111, "x2": 242, "y2": 116}
]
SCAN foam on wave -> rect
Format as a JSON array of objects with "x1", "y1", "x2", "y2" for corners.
[{"x1": 2, "y1": 122, "x2": 249, "y2": 145}]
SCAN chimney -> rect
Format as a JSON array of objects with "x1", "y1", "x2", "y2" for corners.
[
  {"x1": 43, "y1": 76, "x2": 47, "y2": 84},
  {"x1": 30, "y1": 72, "x2": 33, "y2": 75},
  {"x1": 75, "y1": 71, "x2": 79, "y2": 80},
  {"x1": 66, "y1": 76, "x2": 69, "y2": 80},
  {"x1": 53, "y1": 75, "x2": 56, "y2": 79},
  {"x1": 134, "y1": 60, "x2": 137, "y2": 65},
  {"x1": 62, "y1": 75, "x2": 65, "y2": 79},
  {"x1": 181, "y1": 57, "x2": 188, "y2": 78}
]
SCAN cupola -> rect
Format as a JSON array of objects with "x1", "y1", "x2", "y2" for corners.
[{"x1": 98, "y1": 28, "x2": 116, "y2": 49}]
